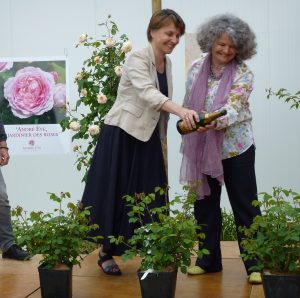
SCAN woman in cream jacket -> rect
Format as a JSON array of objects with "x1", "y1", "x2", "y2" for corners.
[{"x1": 82, "y1": 9, "x2": 198, "y2": 275}]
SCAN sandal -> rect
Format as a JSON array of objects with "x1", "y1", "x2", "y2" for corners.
[{"x1": 98, "y1": 253, "x2": 122, "y2": 276}]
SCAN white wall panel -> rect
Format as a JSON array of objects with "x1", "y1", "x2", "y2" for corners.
[
  {"x1": 0, "y1": 0, "x2": 151, "y2": 212},
  {"x1": 267, "y1": 1, "x2": 300, "y2": 191},
  {"x1": 0, "y1": 0, "x2": 12, "y2": 56},
  {"x1": 1, "y1": 0, "x2": 299, "y2": 212}
]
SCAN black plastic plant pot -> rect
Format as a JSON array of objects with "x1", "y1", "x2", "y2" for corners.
[
  {"x1": 262, "y1": 272, "x2": 300, "y2": 298},
  {"x1": 137, "y1": 269, "x2": 178, "y2": 298},
  {"x1": 38, "y1": 264, "x2": 72, "y2": 298}
]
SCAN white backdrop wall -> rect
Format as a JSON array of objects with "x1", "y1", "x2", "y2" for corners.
[{"x1": 1, "y1": 0, "x2": 300, "y2": 212}]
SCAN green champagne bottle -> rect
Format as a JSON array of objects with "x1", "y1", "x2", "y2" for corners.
[{"x1": 176, "y1": 109, "x2": 227, "y2": 135}]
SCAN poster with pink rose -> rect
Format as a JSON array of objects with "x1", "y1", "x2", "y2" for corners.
[{"x1": 0, "y1": 57, "x2": 70, "y2": 154}]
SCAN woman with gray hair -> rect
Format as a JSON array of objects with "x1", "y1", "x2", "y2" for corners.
[{"x1": 179, "y1": 14, "x2": 262, "y2": 284}]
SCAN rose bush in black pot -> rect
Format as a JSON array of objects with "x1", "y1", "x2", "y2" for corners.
[
  {"x1": 240, "y1": 187, "x2": 300, "y2": 298},
  {"x1": 110, "y1": 186, "x2": 209, "y2": 298}
]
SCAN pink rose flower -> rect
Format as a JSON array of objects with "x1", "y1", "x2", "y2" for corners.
[
  {"x1": 88, "y1": 125, "x2": 100, "y2": 136},
  {"x1": 0, "y1": 62, "x2": 13, "y2": 72},
  {"x1": 4, "y1": 66, "x2": 55, "y2": 118},
  {"x1": 97, "y1": 94, "x2": 107, "y2": 104},
  {"x1": 94, "y1": 56, "x2": 102, "y2": 64},
  {"x1": 69, "y1": 121, "x2": 80, "y2": 131},
  {"x1": 53, "y1": 83, "x2": 66, "y2": 108}
]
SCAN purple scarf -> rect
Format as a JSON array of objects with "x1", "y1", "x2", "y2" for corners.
[{"x1": 180, "y1": 54, "x2": 237, "y2": 198}]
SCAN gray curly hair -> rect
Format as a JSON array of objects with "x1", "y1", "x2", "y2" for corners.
[{"x1": 196, "y1": 14, "x2": 257, "y2": 61}]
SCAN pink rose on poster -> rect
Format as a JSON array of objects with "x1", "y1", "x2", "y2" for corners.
[
  {"x1": 53, "y1": 83, "x2": 66, "y2": 108},
  {"x1": 3, "y1": 66, "x2": 55, "y2": 118},
  {"x1": 0, "y1": 62, "x2": 13, "y2": 72}
]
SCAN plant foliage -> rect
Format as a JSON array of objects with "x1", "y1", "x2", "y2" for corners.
[
  {"x1": 267, "y1": 88, "x2": 300, "y2": 110},
  {"x1": 60, "y1": 16, "x2": 131, "y2": 181},
  {"x1": 240, "y1": 187, "x2": 300, "y2": 273},
  {"x1": 110, "y1": 186, "x2": 209, "y2": 273},
  {"x1": 221, "y1": 208, "x2": 237, "y2": 241},
  {"x1": 11, "y1": 192, "x2": 101, "y2": 269}
]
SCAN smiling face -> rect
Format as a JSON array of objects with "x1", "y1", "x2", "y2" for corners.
[
  {"x1": 150, "y1": 22, "x2": 181, "y2": 57},
  {"x1": 211, "y1": 33, "x2": 237, "y2": 68}
]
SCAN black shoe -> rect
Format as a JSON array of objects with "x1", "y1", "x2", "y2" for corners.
[
  {"x1": 98, "y1": 252, "x2": 122, "y2": 275},
  {"x1": 2, "y1": 244, "x2": 30, "y2": 261}
]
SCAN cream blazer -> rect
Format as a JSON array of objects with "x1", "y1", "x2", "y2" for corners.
[{"x1": 104, "y1": 44, "x2": 173, "y2": 142}]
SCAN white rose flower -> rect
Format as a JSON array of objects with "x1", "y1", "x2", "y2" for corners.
[
  {"x1": 79, "y1": 34, "x2": 87, "y2": 43},
  {"x1": 69, "y1": 121, "x2": 80, "y2": 131},
  {"x1": 114, "y1": 66, "x2": 122, "y2": 77},
  {"x1": 75, "y1": 72, "x2": 83, "y2": 81},
  {"x1": 97, "y1": 94, "x2": 107, "y2": 104},
  {"x1": 88, "y1": 125, "x2": 100, "y2": 136},
  {"x1": 105, "y1": 37, "x2": 116, "y2": 47},
  {"x1": 94, "y1": 56, "x2": 102, "y2": 64},
  {"x1": 80, "y1": 88, "x2": 88, "y2": 97},
  {"x1": 121, "y1": 41, "x2": 132, "y2": 53}
]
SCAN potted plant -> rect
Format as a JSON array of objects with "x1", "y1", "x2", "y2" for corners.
[
  {"x1": 11, "y1": 192, "x2": 100, "y2": 298},
  {"x1": 110, "y1": 186, "x2": 209, "y2": 298},
  {"x1": 240, "y1": 187, "x2": 300, "y2": 298}
]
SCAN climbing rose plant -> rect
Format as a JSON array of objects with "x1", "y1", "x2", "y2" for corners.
[{"x1": 60, "y1": 16, "x2": 132, "y2": 181}]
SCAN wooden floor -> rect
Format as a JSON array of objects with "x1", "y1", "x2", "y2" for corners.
[{"x1": 0, "y1": 241, "x2": 264, "y2": 298}]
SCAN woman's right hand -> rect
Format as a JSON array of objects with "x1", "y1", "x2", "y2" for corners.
[
  {"x1": 160, "y1": 100, "x2": 199, "y2": 130},
  {"x1": 180, "y1": 108, "x2": 199, "y2": 131}
]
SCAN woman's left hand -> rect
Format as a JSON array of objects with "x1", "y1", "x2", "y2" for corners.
[{"x1": 196, "y1": 121, "x2": 216, "y2": 133}]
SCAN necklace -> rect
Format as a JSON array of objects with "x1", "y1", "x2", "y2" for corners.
[{"x1": 210, "y1": 65, "x2": 224, "y2": 80}]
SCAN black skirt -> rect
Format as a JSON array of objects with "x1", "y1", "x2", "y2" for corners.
[{"x1": 81, "y1": 124, "x2": 168, "y2": 255}]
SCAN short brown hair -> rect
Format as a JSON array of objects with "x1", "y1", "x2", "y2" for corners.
[{"x1": 147, "y1": 9, "x2": 185, "y2": 42}]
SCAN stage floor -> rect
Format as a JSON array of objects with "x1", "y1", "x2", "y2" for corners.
[{"x1": 0, "y1": 241, "x2": 264, "y2": 298}]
